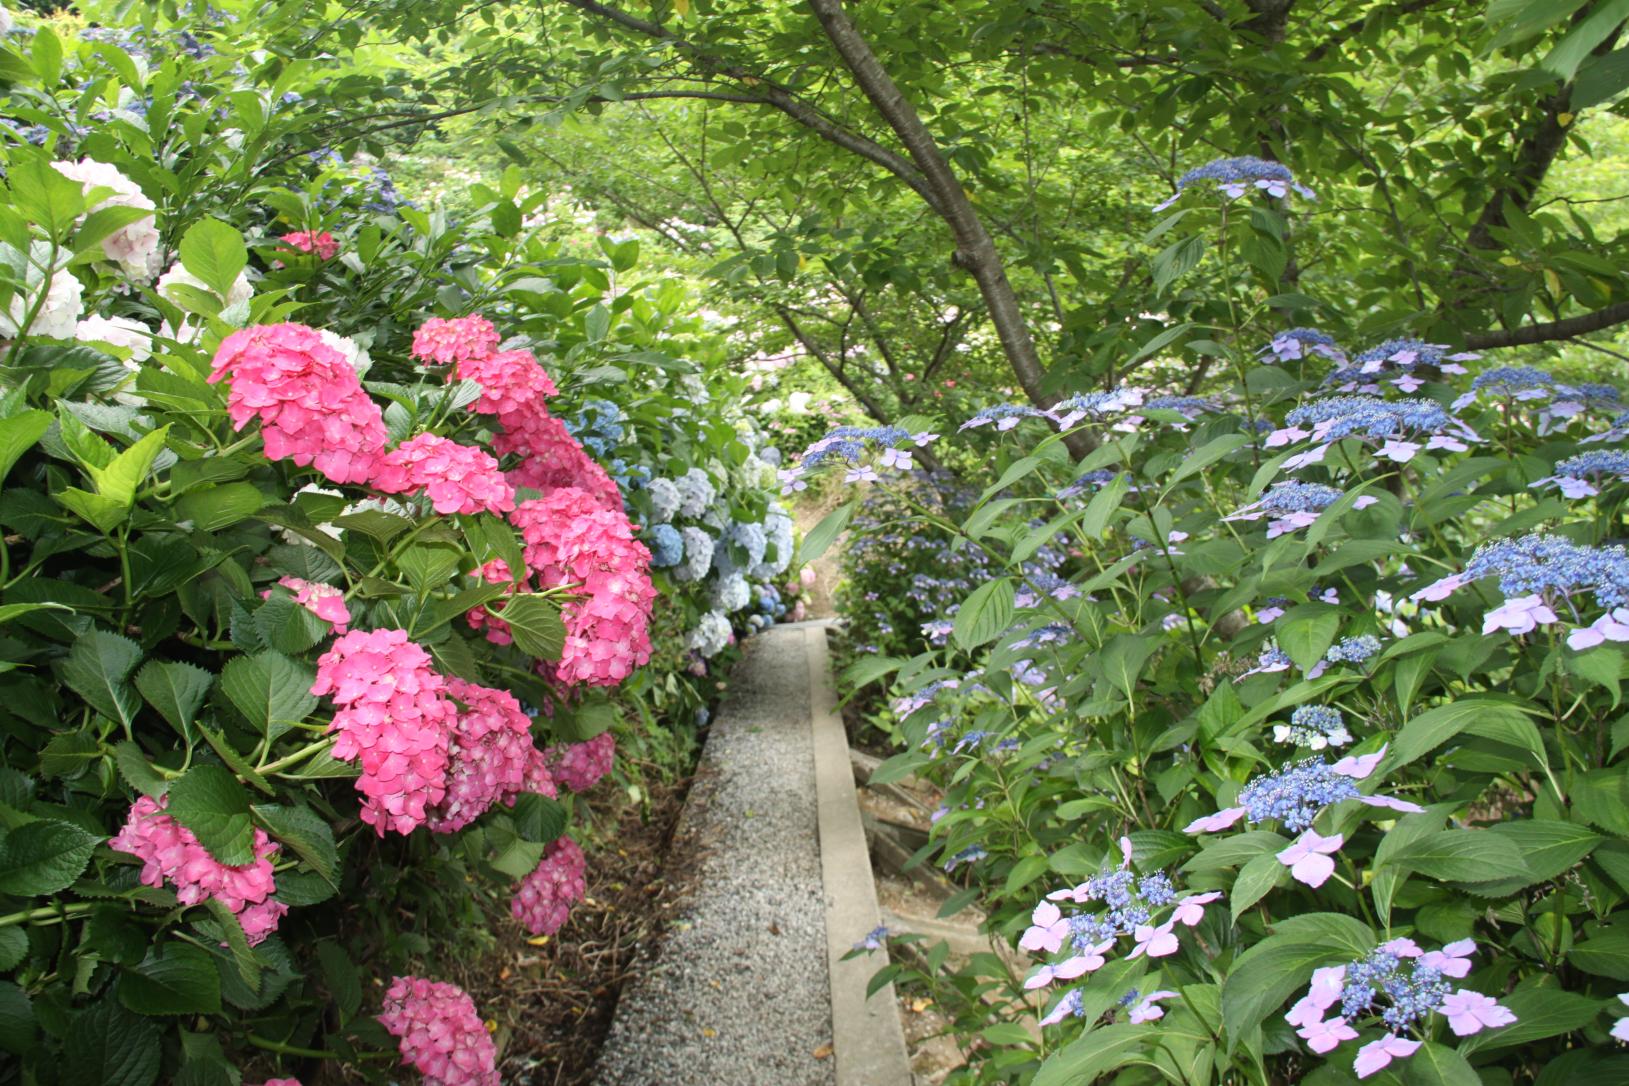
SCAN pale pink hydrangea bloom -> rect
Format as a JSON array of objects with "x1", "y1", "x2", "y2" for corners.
[
  {"x1": 1438, "y1": 989, "x2": 1517, "y2": 1035},
  {"x1": 371, "y1": 433, "x2": 517, "y2": 516},
  {"x1": 310, "y1": 629, "x2": 455, "y2": 835},
  {"x1": 547, "y1": 732, "x2": 615, "y2": 793},
  {"x1": 52, "y1": 158, "x2": 159, "y2": 278},
  {"x1": 266, "y1": 576, "x2": 350, "y2": 633},
  {"x1": 278, "y1": 230, "x2": 338, "y2": 260},
  {"x1": 377, "y1": 976, "x2": 500, "y2": 1086},
  {"x1": 1277, "y1": 828, "x2": 1344, "y2": 887},
  {"x1": 1128, "y1": 990, "x2": 1178, "y2": 1024},
  {"x1": 1354, "y1": 1034, "x2": 1420, "y2": 1078},
  {"x1": 511, "y1": 488, "x2": 656, "y2": 686},
  {"x1": 1610, "y1": 993, "x2": 1629, "y2": 1043},
  {"x1": 511, "y1": 836, "x2": 587, "y2": 936},
  {"x1": 110, "y1": 795, "x2": 287, "y2": 945},
  {"x1": 427, "y1": 678, "x2": 552, "y2": 833},
  {"x1": 209, "y1": 323, "x2": 388, "y2": 485},
  {"x1": 411, "y1": 315, "x2": 501, "y2": 365}
]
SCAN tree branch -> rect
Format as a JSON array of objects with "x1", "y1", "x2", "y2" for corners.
[{"x1": 1464, "y1": 302, "x2": 1629, "y2": 349}]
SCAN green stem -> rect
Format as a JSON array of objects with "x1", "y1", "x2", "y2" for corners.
[
  {"x1": 258, "y1": 737, "x2": 334, "y2": 774},
  {"x1": 0, "y1": 902, "x2": 96, "y2": 929}
]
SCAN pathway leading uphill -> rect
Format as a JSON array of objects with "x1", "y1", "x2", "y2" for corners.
[{"x1": 593, "y1": 622, "x2": 911, "y2": 1086}]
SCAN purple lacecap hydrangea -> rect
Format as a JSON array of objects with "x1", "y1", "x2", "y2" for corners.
[
  {"x1": 1325, "y1": 635, "x2": 1381, "y2": 664},
  {"x1": 1276, "y1": 705, "x2": 1352, "y2": 749},
  {"x1": 1264, "y1": 328, "x2": 1346, "y2": 364},
  {"x1": 1237, "y1": 758, "x2": 1362, "y2": 832},
  {"x1": 1462, "y1": 533, "x2": 1629, "y2": 609},
  {"x1": 1284, "y1": 396, "x2": 1452, "y2": 440},
  {"x1": 1154, "y1": 155, "x2": 1315, "y2": 210},
  {"x1": 960, "y1": 403, "x2": 1048, "y2": 432}
]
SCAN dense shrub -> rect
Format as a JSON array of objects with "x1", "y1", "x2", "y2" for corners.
[
  {"x1": 817, "y1": 159, "x2": 1629, "y2": 1084},
  {"x1": 0, "y1": 9, "x2": 796, "y2": 1084}
]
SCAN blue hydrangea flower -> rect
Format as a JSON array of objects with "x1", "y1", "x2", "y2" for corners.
[
  {"x1": 675, "y1": 526, "x2": 715, "y2": 582},
  {"x1": 1154, "y1": 155, "x2": 1315, "y2": 211},
  {"x1": 1325, "y1": 635, "x2": 1381, "y2": 665},
  {"x1": 647, "y1": 523, "x2": 684, "y2": 567},
  {"x1": 1534, "y1": 450, "x2": 1629, "y2": 499},
  {"x1": 1264, "y1": 328, "x2": 1346, "y2": 364},
  {"x1": 1237, "y1": 758, "x2": 1362, "y2": 832},
  {"x1": 960, "y1": 404, "x2": 1047, "y2": 433},
  {"x1": 1274, "y1": 706, "x2": 1353, "y2": 750}
]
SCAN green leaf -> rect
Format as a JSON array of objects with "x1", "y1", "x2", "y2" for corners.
[
  {"x1": 490, "y1": 836, "x2": 546, "y2": 879},
  {"x1": 1230, "y1": 851, "x2": 1288, "y2": 922},
  {"x1": 501, "y1": 594, "x2": 566, "y2": 661},
  {"x1": 1400, "y1": 1042, "x2": 1482, "y2": 1086},
  {"x1": 953, "y1": 578, "x2": 1015, "y2": 650},
  {"x1": 1034, "y1": 1022, "x2": 1154, "y2": 1086},
  {"x1": 796, "y1": 499, "x2": 855, "y2": 566},
  {"x1": 1389, "y1": 829, "x2": 1532, "y2": 884},
  {"x1": 63, "y1": 1000, "x2": 159, "y2": 1086},
  {"x1": 1100, "y1": 633, "x2": 1157, "y2": 700},
  {"x1": 112, "y1": 742, "x2": 167, "y2": 799},
  {"x1": 0, "y1": 409, "x2": 49, "y2": 484},
  {"x1": 172, "y1": 482, "x2": 264, "y2": 531},
  {"x1": 84, "y1": 425, "x2": 170, "y2": 507},
  {"x1": 134, "y1": 660, "x2": 213, "y2": 742},
  {"x1": 1276, "y1": 604, "x2": 1341, "y2": 672},
  {"x1": 1167, "y1": 433, "x2": 1249, "y2": 488},
  {"x1": 1152, "y1": 234, "x2": 1204, "y2": 293},
  {"x1": 178, "y1": 218, "x2": 247, "y2": 298},
  {"x1": 0, "y1": 819, "x2": 99, "y2": 895},
  {"x1": 0, "y1": 980, "x2": 35, "y2": 1055},
  {"x1": 253, "y1": 804, "x2": 339, "y2": 889},
  {"x1": 1080, "y1": 470, "x2": 1130, "y2": 538},
  {"x1": 0, "y1": 927, "x2": 25, "y2": 971},
  {"x1": 1482, "y1": 819, "x2": 1600, "y2": 885},
  {"x1": 1389, "y1": 699, "x2": 1535, "y2": 770},
  {"x1": 1539, "y1": 0, "x2": 1629, "y2": 80},
  {"x1": 1569, "y1": 929, "x2": 1629, "y2": 980},
  {"x1": 511, "y1": 794, "x2": 568, "y2": 843},
  {"x1": 219, "y1": 652, "x2": 316, "y2": 738},
  {"x1": 164, "y1": 765, "x2": 255, "y2": 866},
  {"x1": 201, "y1": 898, "x2": 261, "y2": 991},
  {"x1": 62, "y1": 630, "x2": 143, "y2": 730},
  {"x1": 317, "y1": 941, "x2": 362, "y2": 1019},
  {"x1": 118, "y1": 944, "x2": 221, "y2": 1016}
]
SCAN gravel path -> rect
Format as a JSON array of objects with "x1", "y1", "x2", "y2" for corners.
[{"x1": 593, "y1": 626, "x2": 836, "y2": 1086}]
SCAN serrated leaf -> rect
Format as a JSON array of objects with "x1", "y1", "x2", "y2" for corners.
[
  {"x1": 172, "y1": 481, "x2": 264, "y2": 531},
  {"x1": 0, "y1": 819, "x2": 99, "y2": 896},
  {"x1": 63, "y1": 1000, "x2": 159, "y2": 1086},
  {"x1": 118, "y1": 944, "x2": 221, "y2": 1016},
  {"x1": 1389, "y1": 829, "x2": 1532, "y2": 884},
  {"x1": 178, "y1": 218, "x2": 246, "y2": 298},
  {"x1": 1389, "y1": 699, "x2": 1535, "y2": 770},
  {"x1": 201, "y1": 898, "x2": 261, "y2": 991},
  {"x1": 111, "y1": 742, "x2": 167, "y2": 798},
  {"x1": 164, "y1": 765, "x2": 254, "y2": 865},
  {"x1": 219, "y1": 652, "x2": 316, "y2": 739},
  {"x1": 252, "y1": 804, "x2": 338, "y2": 888},
  {"x1": 0, "y1": 409, "x2": 49, "y2": 484},
  {"x1": 62, "y1": 630, "x2": 142, "y2": 730},
  {"x1": 1276, "y1": 604, "x2": 1340, "y2": 672},
  {"x1": 134, "y1": 660, "x2": 212, "y2": 743},
  {"x1": 502, "y1": 594, "x2": 566, "y2": 661}
]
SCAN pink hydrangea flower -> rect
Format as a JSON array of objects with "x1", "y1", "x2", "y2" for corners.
[
  {"x1": 1567, "y1": 609, "x2": 1629, "y2": 650},
  {"x1": 1023, "y1": 945, "x2": 1106, "y2": 989},
  {"x1": 371, "y1": 433, "x2": 516, "y2": 516},
  {"x1": 1298, "y1": 1015, "x2": 1358, "y2": 1054},
  {"x1": 453, "y1": 347, "x2": 558, "y2": 416},
  {"x1": 311, "y1": 629, "x2": 455, "y2": 835},
  {"x1": 1019, "y1": 901, "x2": 1069, "y2": 954},
  {"x1": 1354, "y1": 1034, "x2": 1420, "y2": 1078},
  {"x1": 209, "y1": 323, "x2": 388, "y2": 485},
  {"x1": 511, "y1": 489, "x2": 656, "y2": 686},
  {"x1": 411, "y1": 315, "x2": 501, "y2": 366},
  {"x1": 547, "y1": 732, "x2": 615, "y2": 793},
  {"x1": 254, "y1": 1079, "x2": 303, "y2": 1086},
  {"x1": 1277, "y1": 828, "x2": 1344, "y2": 887},
  {"x1": 1128, "y1": 990, "x2": 1179, "y2": 1024},
  {"x1": 1171, "y1": 891, "x2": 1222, "y2": 926},
  {"x1": 267, "y1": 576, "x2": 350, "y2": 633},
  {"x1": 497, "y1": 409, "x2": 625, "y2": 510},
  {"x1": 278, "y1": 230, "x2": 338, "y2": 260},
  {"x1": 1438, "y1": 989, "x2": 1517, "y2": 1035},
  {"x1": 1127, "y1": 920, "x2": 1179, "y2": 959},
  {"x1": 1418, "y1": 938, "x2": 1475, "y2": 978},
  {"x1": 428, "y1": 678, "x2": 552, "y2": 833},
  {"x1": 1185, "y1": 806, "x2": 1248, "y2": 833},
  {"x1": 511, "y1": 836, "x2": 587, "y2": 936},
  {"x1": 110, "y1": 795, "x2": 287, "y2": 945},
  {"x1": 377, "y1": 976, "x2": 499, "y2": 1086},
  {"x1": 465, "y1": 558, "x2": 520, "y2": 645}
]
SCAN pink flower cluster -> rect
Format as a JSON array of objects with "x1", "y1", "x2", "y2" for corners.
[
  {"x1": 377, "y1": 976, "x2": 499, "y2": 1086},
  {"x1": 466, "y1": 558, "x2": 519, "y2": 644},
  {"x1": 209, "y1": 323, "x2": 388, "y2": 485},
  {"x1": 267, "y1": 576, "x2": 350, "y2": 633},
  {"x1": 110, "y1": 795, "x2": 287, "y2": 945},
  {"x1": 428, "y1": 678, "x2": 553, "y2": 833},
  {"x1": 408, "y1": 314, "x2": 622, "y2": 509},
  {"x1": 311, "y1": 629, "x2": 455, "y2": 835},
  {"x1": 511, "y1": 836, "x2": 586, "y2": 936},
  {"x1": 412, "y1": 315, "x2": 502, "y2": 366},
  {"x1": 511, "y1": 489, "x2": 656, "y2": 686},
  {"x1": 547, "y1": 732, "x2": 614, "y2": 793},
  {"x1": 278, "y1": 230, "x2": 338, "y2": 260},
  {"x1": 372, "y1": 433, "x2": 517, "y2": 516}
]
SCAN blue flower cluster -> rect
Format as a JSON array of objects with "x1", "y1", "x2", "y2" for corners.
[
  {"x1": 1285, "y1": 396, "x2": 1451, "y2": 439},
  {"x1": 1238, "y1": 758, "x2": 1361, "y2": 832},
  {"x1": 1325, "y1": 635, "x2": 1381, "y2": 665},
  {"x1": 1280, "y1": 706, "x2": 1352, "y2": 747},
  {"x1": 1066, "y1": 868, "x2": 1180, "y2": 946},
  {"x1": 1556, "y1": 450, "x2": 1629, "y2": 482},
  {"x1": 1342, "y1": 951, "x2": 1450, "y2": 1032},
  {"x1": 564, "y1": 399, "x2": 626, "y2": 457},
  {"x1": 647, "y1": 523, "x2": 684, "y2": 567},
  {"x1": 1256, "y1": 482, "x2": 1345, "y2": 513},
  {"x1": 1464, "y1": 533, "x2": 1629, "y2": 609}
]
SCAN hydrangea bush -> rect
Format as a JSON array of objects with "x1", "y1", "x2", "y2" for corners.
[
  {"x1": 0, "y1": 9, "x2": 792, "y2": 1083},
  {"x1": 814, "y1": 158, "x2": 1629, "y2": 1084}
]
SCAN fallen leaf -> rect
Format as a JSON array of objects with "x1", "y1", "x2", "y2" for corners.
[
  {"x1": 702, "y1": 1027, "x2": 717, "y2": 1039},
  {"x1": 910, "y1": 997, "x2": 933, "y2": 1012},
  {"x1": 769, "y1": 921, "x2": 781, "y2": 935},
  {"x1": 813, "y1": 1043, "x2": 833, "y2": 1060}
]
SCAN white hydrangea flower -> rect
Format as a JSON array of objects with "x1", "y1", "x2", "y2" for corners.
[
  {"x1": 712, "y1": 572, "x2": 751, "y2": 613},
  {"x1": 75, "y1": 314, "x2": 152, "y2": 363},
  {"x1": 0, "y1": 243, "x2": 82, "y2": 340},
  {"x1": 674, "y1": 526, "x2": 714, "y2": 582},
  {"x1": 318, "y1": 328, "x2": 370, "y2": 378},
  {"x1": 686, "y1": 610, "x2": 732, "y2": 658},
  {"x1": 752, "y1": 507, "x2": 795, "y2": 579},
  {"x1": 675, "y1": 467, "x2": 715, "y2": 519},
  {"x1": 51, "y1": 159, "x2": 159, "y2": 280},
  {"x1": 646, "y1": 477, "x2": 682, "y2": 523}
]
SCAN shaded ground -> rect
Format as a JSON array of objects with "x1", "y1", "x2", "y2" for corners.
[{"x1": 458, "y1": 769, "x2": 697, "y2": 1086}]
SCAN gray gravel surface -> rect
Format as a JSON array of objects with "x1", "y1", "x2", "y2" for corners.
[{"x1": 593, "y1": 627, "x2": 836, "y2": 1086}]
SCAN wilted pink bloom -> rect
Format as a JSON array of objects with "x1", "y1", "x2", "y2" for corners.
[{"x1": 511, "y1": 836, "x2": 587, "y2": 936}]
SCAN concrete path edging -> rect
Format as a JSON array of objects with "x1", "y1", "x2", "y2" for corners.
[{"x1": 805, "y1": 625, "x2": 914, "y2": 1086}]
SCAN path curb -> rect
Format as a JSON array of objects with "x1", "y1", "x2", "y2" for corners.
[{"x1": 805, "y1": 625, "x2": 914, "y2": 1086}]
